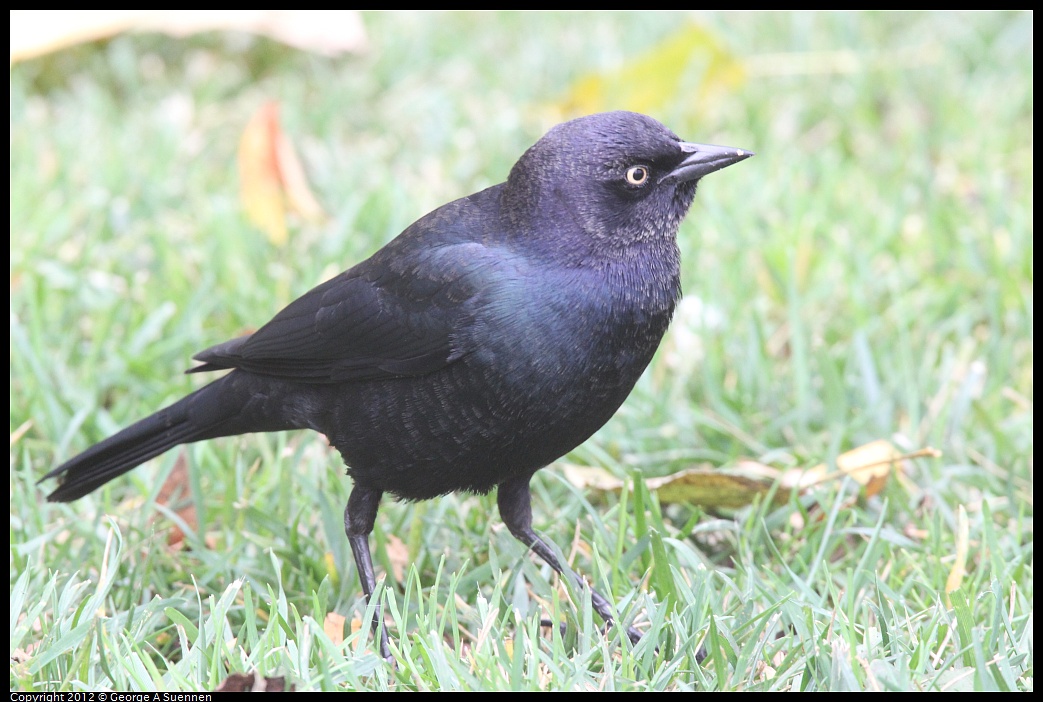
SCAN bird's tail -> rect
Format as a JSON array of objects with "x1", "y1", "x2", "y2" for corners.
[{"x1": 41, "y1": 374, "x2": 253, "y2": 502}]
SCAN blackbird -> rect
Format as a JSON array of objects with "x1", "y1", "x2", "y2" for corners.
[{"x1": 41, "y1": 111, "x2": 752, "y2": 658}]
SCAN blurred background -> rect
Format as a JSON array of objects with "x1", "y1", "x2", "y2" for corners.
[{"x1": 10, "y1": 11, "x2": 1032, "y2": 692}]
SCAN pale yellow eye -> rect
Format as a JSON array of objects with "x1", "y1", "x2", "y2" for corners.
[{"x1": 625, "y1": 165, "x2": 649, "y2": 186}]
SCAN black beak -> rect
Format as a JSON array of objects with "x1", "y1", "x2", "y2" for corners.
[{"x1": 660, "y1": 142, "x2": 753, "y2": 184}]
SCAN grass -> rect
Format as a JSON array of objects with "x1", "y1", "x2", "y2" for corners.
[{"x1": 10, "y1": 10, "x2": 1032, "y2": 692}]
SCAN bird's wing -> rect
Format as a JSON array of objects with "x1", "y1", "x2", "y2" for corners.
[{"x1": 189, "y1": 239, "x2": 496, "y2": 383}]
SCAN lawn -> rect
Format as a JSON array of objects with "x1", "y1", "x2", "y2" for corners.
[{"x1": 10, "y1": 11, "x2": 1032, "y2": 691}]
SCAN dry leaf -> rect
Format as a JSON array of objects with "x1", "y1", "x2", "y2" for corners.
[
  {"x1": 239, "y1": 103, "x2": 289, "y2": 246},
  {"x1": 385, "y1": 533, "x2": 409, "y2": 584},
  {"x1": 324, "y1": 611, "x2": 346, "y2": 646},
  {"x1": 562, "y1": 462, "x2": 785, "y2": 509},
  {"x1": 11, "y1": 419, "x2": 32, "y2": 446},
  {"x1": 11, "y1": 10, "x2": 366, "y2": 63},
  {"x1": 274, "y1": 124, "x2": 326, "y2": 222},
  {"x1": 560, "y1": 22, "x2": 745, "y2": 118},
  {"x1": 645, "y1": 468, "x2": 786, "y2": 509},
  {"x1": 323, "y1": 551, "x2": 339, "y2": 588},
  {"x1": 837, "y1": 440, "x2": 903, "y2": 496},
  {"x1": 562, "y1": 440, "x2": 939, "y2": 512},
  {"x1": 155, "y1": 450, "x2": 197, "y2": 547},
  {"x1": 560, "y1": 463, "x2": 624, "y2": 492},
  {"x1": 797, "y1": 440, "x2": 940, "y2": 497},
  {"x1": 215, "y1": 672, "x2": 294, "y2": 693},
  {"x1": 945, "y1": 505, "x2": 970, "y2": 604},
  {"x1": 239, "y1": 102, "x2": 326, "y2": 246}
]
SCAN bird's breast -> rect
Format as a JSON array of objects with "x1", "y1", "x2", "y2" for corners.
[{"x1": 467, "y1": 250, "x2": 680, "y2": 407}]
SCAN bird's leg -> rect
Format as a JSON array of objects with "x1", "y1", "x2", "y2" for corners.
[
  {"x1": 497, "y1": 476, "x2": 643, "y2": 645},
  {"x1": 344, "y1": 485, "x2": 392, "y2": 660}
]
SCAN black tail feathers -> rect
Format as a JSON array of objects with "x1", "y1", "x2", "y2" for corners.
[{"x1": 41, "y1": 378, "x2": 234, "y2": 502}]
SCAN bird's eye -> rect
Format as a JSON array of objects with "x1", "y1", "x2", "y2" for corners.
[{"x1": 625, "y1": 165, "x2": 649, "y2": 186}]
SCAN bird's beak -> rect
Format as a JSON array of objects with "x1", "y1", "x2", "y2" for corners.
[{"x1": 660, "y1": 142, "x2": 754, "y2": 184}]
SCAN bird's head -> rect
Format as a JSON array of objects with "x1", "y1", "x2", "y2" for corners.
[{"x1": 505, "y1": 111, "x2": 752, "y2": 259}]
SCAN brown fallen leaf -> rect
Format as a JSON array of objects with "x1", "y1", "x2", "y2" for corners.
[
  {"x1": 155, "y1": 450, "x2": 197, "y2": 548},
  {"x1": 385, "y1": 533, "x2": 410, "y2": 584},
  {"x1": 239, "y1": 102, "x2": 327, "y2": 246},
  {"x1": 324, "y1": 611, "x2": 346, "y2": 646},
  {"x1": 215, "y1": 671, "x2": 294, "y2": 692},
  {"x1": 796, "y1": 440, "x2": 941, "y2": 497},
  {"x1": 239, "y1": 103, "x2": 288, "y2": 246}
]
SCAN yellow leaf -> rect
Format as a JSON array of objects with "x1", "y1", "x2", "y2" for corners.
[
  {"x1": 324, "y1": 551, "x2": 339, "y2": 588},
  {"x1": 560, "y1": 22, "x2": 745, "y2": 118},
  {"x1": 239, "y1": 102, "x2": 288, "y2": 246},
  {"x1": 945, "y1": 505, "x2": 969, "y2": 604},
  {"x1": 840, "y1": 439, "x2": 901, "y2": 497},
  {"x1": 275, "y1": 124, "x2": 326, "y2": 223},
  {"x1": 804, "y1": 440, "x2": 941, "y2": 497},
  {"x1": 238, "y1": 102, "x2": 326, "y2": 246}
]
